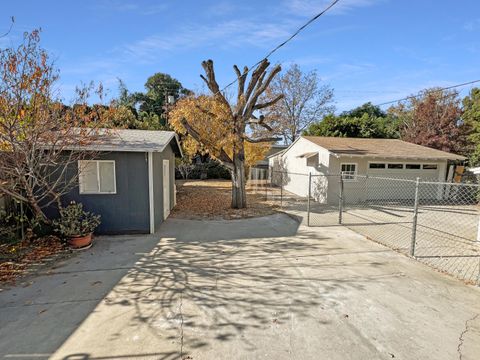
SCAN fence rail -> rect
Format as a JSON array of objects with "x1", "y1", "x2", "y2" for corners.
[{"x1": 247, "y1": 169, "x2": 480, "y2": 286}]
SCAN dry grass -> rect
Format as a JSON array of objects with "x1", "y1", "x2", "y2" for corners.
[{"x1": 171, "y1": 180, "x2": 278, "y2": 220}]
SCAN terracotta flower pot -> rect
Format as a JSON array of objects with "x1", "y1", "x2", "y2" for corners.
[{"x1": 68, "y1": 233, "x2": 93, "y2": 249}]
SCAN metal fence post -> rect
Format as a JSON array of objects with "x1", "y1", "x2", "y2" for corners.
[
  {"x1": 338, "y1": 175, "x2": 344, "y2": 224},
  {"x1": 265, "y1": 168, "x2": 268, "y2": 200},
  {"x1": 410, "y1": 177, "x2": 420, "y2": 257},
  {"x1": 307, "y1": 173, "x2": 312, "y2": 226},
  {"x1": 280, "y1": 172, "x2": 284, "y2": 208}
]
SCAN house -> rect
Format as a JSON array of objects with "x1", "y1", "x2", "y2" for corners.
[
  {"x1": 52, "y1": 129, "x2": 182, "y2": 234},
  {"x1": 269, "y1": 136, "x2": 466, "y2": 204},
  {"x1": 249, "y1": 144, "x2": 287, "y2": 181}
]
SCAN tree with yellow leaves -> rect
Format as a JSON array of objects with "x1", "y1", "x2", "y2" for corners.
[{"x1": 170, "y1": 59, "x2": 283, "y2": 208}]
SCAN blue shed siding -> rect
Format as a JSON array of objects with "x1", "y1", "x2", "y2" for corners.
[{"x1": 62, "y1": 151, "x2": 150, "y2": 234}]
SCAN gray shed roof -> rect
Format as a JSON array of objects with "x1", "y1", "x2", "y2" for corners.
[{"x1": 64, "y1": 128, "x2": 182, "y2": 156}]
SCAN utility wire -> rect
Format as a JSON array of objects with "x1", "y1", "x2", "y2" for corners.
[
  {"x1": 375, "y1": 79, "x2": 480, "y2": 107},
  {"x1": 218, "y1": 0, "x2": 341, "y2": 94}
]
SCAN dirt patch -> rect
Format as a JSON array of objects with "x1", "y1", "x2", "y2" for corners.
[{"x1": 171, "y1": 180, "x2": 278, "y2": 220}]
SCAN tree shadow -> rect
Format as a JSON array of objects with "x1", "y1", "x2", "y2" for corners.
[{"x1": 82, "y1": 214, "x2": 388, "y2": 358}]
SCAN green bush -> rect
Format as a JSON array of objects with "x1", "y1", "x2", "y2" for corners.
[{"x1": 53, "y1": 202, "x2": 101, "y2": 237}]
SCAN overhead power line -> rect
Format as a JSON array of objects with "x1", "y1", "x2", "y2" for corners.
[
  {"x1": 375, "y1": 79, "x2": 480, "y2": 107},
  {"x1": 218, "y1": 0, "x2": 341, "y2": 93}
]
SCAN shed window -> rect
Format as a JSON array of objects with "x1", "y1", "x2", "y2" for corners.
[
  {"x1": 423, "y1": 164, "x2": 438, "y2": 170},
  {"x1": 341, "y1": 163, "x2": 357, "y2": 181},
  {"x1": 369, "y1": 163, "x2": 386, "y2": 169},
  {"x1": 79, "y1": 160, "x2": 116, "y2": 194},
  {"x1": 388, "y1": 164, "x2": 404, "y2": 169},
  {"x1": 406, "y1": 164, "x2": 421, "y2": 169}
]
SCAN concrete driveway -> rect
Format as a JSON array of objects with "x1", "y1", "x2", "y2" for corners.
[{"x1": 1, "y1": 213, "x2": 479, "y2": 360}]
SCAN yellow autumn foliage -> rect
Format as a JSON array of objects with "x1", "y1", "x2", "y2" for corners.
[{"x1": 170, "y1": 95, "x2": 270, "y2": 168}]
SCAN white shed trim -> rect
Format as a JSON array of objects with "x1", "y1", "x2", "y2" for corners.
[{"x1": 148, "y1": 151, "x2": 155, "y2": 234}]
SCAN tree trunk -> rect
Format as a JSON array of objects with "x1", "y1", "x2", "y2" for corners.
[{"x1": 231, "y1": 152, "x2": 247, "y2": 209}]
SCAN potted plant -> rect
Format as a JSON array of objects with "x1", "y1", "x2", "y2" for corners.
[{"x1": 53, "y1": 202, "x2": 101, "y2": 249}]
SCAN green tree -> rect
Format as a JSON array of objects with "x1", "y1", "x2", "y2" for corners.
[
  {"x1": 462, "y1": 88, "x2": 480, "y2": 165},
  {"x1": 137, "y1": 73, "x2": 191, "y2": 117},
  {"x1": 114, "y1": 75, "x2": 191, "y2": 130},
  {"x1": 303, "y1": 103, "x2": 399, "y2": 138}
]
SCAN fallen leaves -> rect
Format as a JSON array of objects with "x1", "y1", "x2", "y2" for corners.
[
  {"x1": 0, "y1": 235, "x2": 67, "y2": 285},
  {"x1": 171, "y1": 180, "x2": 278, "y2": 220}
]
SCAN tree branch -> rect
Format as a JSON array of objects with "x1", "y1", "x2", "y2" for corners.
[
  {"x1": 244, "y1": 136, "x2": 282, "y2": 143},
  {"x1": 253, "y1": 94, "x2": 284, "y2": 111},
  {"x1": 180, "y1": 117, "x2": 234, "y2": 168}
]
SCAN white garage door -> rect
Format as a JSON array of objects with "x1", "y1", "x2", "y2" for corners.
[{"x1": 366, "y1": 162, "x2": 439, "y2": 200}]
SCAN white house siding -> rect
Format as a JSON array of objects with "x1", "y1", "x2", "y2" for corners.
[
  {"x1": 328, "y1": 156, "x2": 448, "y2": 203},
  {"x1": 269, "y1": 137, "x2": 329, "y2": 198},
  {"x1": 270, "y1": 137, "x2": 453, "y2": 204}
]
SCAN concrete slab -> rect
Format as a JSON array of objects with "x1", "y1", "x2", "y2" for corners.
[{"x1": 1, "y1": 213, "x2": 479, "y2": 360}]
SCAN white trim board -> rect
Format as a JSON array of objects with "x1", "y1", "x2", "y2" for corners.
[{"x1": 148, "y1": 152, "x2": 155, "y2": 234}]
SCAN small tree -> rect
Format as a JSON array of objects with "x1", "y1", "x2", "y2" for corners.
[
  {"x1": 175, "y1": 157, "x2": 195, "y2": 180},
  {"x1": 0, "y1": 30, "x2": 111, "y2": 221},
  {"x1": 170, "y1": 59, "x2": 283, "y2": 208},
  {"x1": 259, "y1": 63, "x2": 334, "y2": 144},
  {"x1": 390, "y1": 88, "x2": 470, "y2": 155}
]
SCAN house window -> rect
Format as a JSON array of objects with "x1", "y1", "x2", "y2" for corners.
[
  {"x1": 406, "y1": 164, "x2": 421, "y2": 169},
  {"x1": 388, "y1": 163, "x2": 404, "y2": 169},
  {"x1": 79, "y1": 160, "x2": 116, "y2": 194},
  {"x1": 369, "y1": 163, "x2": 386, "y2": 169},
  {"x1": 423, "y1": 164, "x2": 438, "y2": 170},
  {"x1": 341, "y1": 163, "x2": 357, "y2": 181}
]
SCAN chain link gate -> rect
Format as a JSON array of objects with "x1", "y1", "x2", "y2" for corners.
[{"x1": 262, "y1": 170, "x2": 480, "y2": 285}]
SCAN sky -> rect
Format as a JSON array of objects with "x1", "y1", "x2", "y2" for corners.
[{"x1": 1, "y1": 0, "x2": 480, "y2": 112}]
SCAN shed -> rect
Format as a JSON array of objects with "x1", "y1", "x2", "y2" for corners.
[{"x1": 54, "y1": 129, "x2": 182, "y2": 234}]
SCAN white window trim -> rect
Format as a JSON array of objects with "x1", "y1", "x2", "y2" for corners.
[
  {"x1": 405, "y1": 163, "x2": 422, "y2": 170},
  {"x1": 341, "y1": 162, "x2": 358, "y2": 182},
  {"x1": 386, "y1": 162, "x2": 405, "y2": 170},
  {"x1": 368, "y1": 162, "x2": 387, "y2": 169},
  {"x1": 366, "y1": 161, "x2": 439, "y2": 171},
  {"x1": 78, "y1": 160, "x2": 117, "y2": 194},
  {"x1": 422, "y1": 163, "x2": 438, "y2": 170}
]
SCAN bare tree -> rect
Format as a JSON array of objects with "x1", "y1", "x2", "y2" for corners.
[
  {"x1": 0, "y1": 30, "x2": 111, "y2": 221},
  {"x1": 260, "y1": 63, "x2": 334, "y2": 144},
  {"x1": 174, "y1": 59, "x2": 283, "y2": 209}
]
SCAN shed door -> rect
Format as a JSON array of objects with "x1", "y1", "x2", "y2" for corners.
[{"x1": 163, "y1": 160, "x2": 170, "y2": 219}]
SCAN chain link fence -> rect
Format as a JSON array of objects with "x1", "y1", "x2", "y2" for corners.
[{"x1": 247, "y1": 169, "x2": 480, "y2": 285}]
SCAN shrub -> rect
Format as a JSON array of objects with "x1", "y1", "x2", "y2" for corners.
[{"x1": 53, "y1": 202, "x2": 101, "y2": 238}]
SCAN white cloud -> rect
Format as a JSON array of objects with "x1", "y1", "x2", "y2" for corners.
[
  {"x1": 120, "y1": 18, "x2": 295, "y2": 63},
  {"x1": 464, "y1": 18, "x2": 480, "y2": 31},
  {"x1": 93, "y1": 0, "x2": 168, "y2": 15},
  {"x1": 284, "y1": 0, "x2": 380, "y2": 17}
]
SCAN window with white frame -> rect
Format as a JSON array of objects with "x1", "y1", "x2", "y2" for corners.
[
  {"x1": 341, "y1": 163, "x2": 357, "y2": 181},
  {"x1": 78, "y1": 160, "x2": 116, "y2": 194}
]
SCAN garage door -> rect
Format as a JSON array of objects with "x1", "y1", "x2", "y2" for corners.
[{"x1": 366, "y1": 163, "x2": 439, "y2": 200}]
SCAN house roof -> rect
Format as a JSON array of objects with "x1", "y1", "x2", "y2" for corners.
[
  {"x1": 64, "y1": 128, "x2": 183, "y2": 156},
  {"x1": 302, "y1": 136, "x2": 466, "y2": 161}
]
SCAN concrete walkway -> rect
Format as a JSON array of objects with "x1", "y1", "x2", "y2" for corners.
[{"x1": 1, "y1": 213, "x2": 479, "y2": 359}]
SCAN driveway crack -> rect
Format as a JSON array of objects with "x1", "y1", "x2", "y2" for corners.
[
  {"x1": 179, "y1": 290, "x2": 185, "y2": 359},
  {"x1": 457, "y1": 313, "x2": 479, "y2": 360}
]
